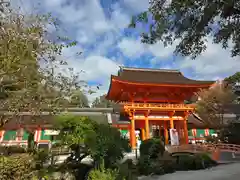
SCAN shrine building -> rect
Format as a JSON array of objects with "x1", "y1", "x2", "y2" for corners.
[{"x1": 106, "y1": 67, "x2": 215, "y2": 149}]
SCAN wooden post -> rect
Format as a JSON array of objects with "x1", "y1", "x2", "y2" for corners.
[
  {"x1": 169, "y1": 112, "x2": 175, "y2": 129},
  {"x1": 183, "y1": 120, "x2": 188, "y2": 144},
  {"x1": 141, "y1": 128, "x2": 146, "y2": 141},
  {"x1": 130, "y1": 117, "x2": 136, "y2": 149},
  {"x1": 0, "y1": 130, "x2": 5, "y2": 142},
  {"x1": 179, "y1": 121, "x2": 183, "y2": 144},
  {"x1": 145, "y1": 116, "x2": 150, "y2": 139},
  {"x1": 164, "y1": 121, "x2": 169, "y2": 145},
  {"x1": 183, "y1": 112, "x2": 189, "y2": 144},
  {"x1": 144, "y1": 111, "x2": 150, "y2": 139}
]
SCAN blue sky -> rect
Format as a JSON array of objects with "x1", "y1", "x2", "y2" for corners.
[{"x1": 12, "y1": 0, "x2": 240, "y2": 102}]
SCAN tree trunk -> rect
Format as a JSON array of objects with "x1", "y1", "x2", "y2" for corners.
[{"x1": 27, "y1": 131, "x2": 34, "y2": 152}]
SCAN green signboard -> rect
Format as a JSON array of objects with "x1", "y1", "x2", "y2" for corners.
[{"x1": 120, "y1": 130, "x2": 129, "y2": 139}]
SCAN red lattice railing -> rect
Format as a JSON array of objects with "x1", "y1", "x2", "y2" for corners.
[{"x1": 124, "y1": 103, "x2": 195, "y2": 111}]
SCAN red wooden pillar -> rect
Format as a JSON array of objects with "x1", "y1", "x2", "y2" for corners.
[
  {"x1": 144, "y1": 112, "x2": 150, "y2": 139},
  {"x1": 130, "y1": 117, "x2": 136, "y2": 149},
  {"x1": 183, "y1": 113, "x2": 189, "y2": 144},
  {"x1": 164, "y1": 121, "x2": 169, "y2": 145}
]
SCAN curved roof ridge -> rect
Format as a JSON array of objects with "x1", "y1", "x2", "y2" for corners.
[{"x1": 120, "y1": 66, "x2": 180, "y2": 73}]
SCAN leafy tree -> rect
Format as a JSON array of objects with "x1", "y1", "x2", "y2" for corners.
[
  {"x1": 225, "y1": 72, "x2": 240, "y2": 86},
  {"x1": 56, "y1": 115, "x2": 95, "y2": 163},
  {"x1": 69, "y1": 90, "x2": 89, "y2": 107},
  {"x1": 0, "y1": 5, "x2": 81, "y2": 128},
  {"x1": 224, "y1": 72, "x2": 240, "y2": 103},
  {"x1": 196, "y1": 83, "x2": 236, "y2": 129},
  {"x1": 220, "y1": 122, "x2": 240, "y2": 145},
  {"x1": 92, "y1": 95, "x2": 117, "y2": 108},
  {"x1": 130, "y1": 0, "x2": 240, "y2": 58},
  {"x1": 0, "y1": 154, "x2": 34, "y2": 180},
  {"x1": 85, "y1": 123, "x2": 131, "y2": 169},
  {"x1": 56, "y1": 115, "x2": 130, "y2": 170},
  {"x1": 0, "y1": 0, "x2": 9, "y2": 13},
  {"x1": 91, "y1": 97, "x2": 101, "y2": 108}
]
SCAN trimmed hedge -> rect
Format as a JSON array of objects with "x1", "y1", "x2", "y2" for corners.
[
  {"x1": 138, "y1": 138, "x2": 217, "y2": 175},
  {"x1": 174, "y1": 153, "x2": 217, "y2": 170},
  {"x1": 139, "y1": 138, "x2": 165, "y2": 158},
  {"x1": 138, "y1": 138, "x2": 175, "y2": 175}
]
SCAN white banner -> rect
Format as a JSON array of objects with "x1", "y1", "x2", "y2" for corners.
[
  {"x1": 44, "y1": 130, "x2": 60, "y2": 135},
  {"x1": 170, "y1": 128, "x2": 179, "y2": 145}
]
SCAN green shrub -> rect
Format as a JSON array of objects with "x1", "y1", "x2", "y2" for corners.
[
  {"x1": 117, "y1": 159, "x2": 138, "y2": 180},
  {"x1": 174, "y1": 153, "x2": 217, "y2": 171},
  {"x1": 0, "y1": 154, "x2": 34, "y2": 180},
  {"x1": 33, "y1": 150, "x2": 50, "y2": 169},
  {"x1": 139, "y1": 138, "x2": 165, "y2": 158},
  {"x1": 159, "y1": 152, "x2": 176, "y2": 174},
  {"x1": 138, "y1": 152, "x2": 176, "y2": 176},
  {"x1": 175, "y1": 154, "x2": 196, "y2": 170},
  {"x1": 138, "y1": 138, "x2": 171, "y2": 176},
  {"x1": 137, "y1": 155, "x2": 152, "y2": 175},
  {"x1": 148, "y1": 159, "x2": 165, "y2": 175},
  {"x1": 137, "y1": 155, "x2": 165, "y2": 175},
  {"x1": 195, "y1": 153, "x2": 217, "y2": 168},
  {"x1": 87, "y1": 165, "x2": 119, "y2": 180}
]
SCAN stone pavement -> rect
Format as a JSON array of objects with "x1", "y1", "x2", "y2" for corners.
[{"x1": 138, "y1": 163, "x2": 240, "y2": 180}]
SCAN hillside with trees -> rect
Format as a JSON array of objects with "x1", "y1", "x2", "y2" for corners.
[
  {"x1": 224, "y1": 72, "x2": 240, "y2": 103},
  {"x1": 91, "y1": 95, "x2": 118, "y2": 108}
]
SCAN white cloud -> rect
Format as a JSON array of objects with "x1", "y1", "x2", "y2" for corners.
[
  {"x1": 10, "y1": 0, "x2": 240, "y2": 104},
  {"x1": 65, "y1": 55, "x2": 120, "y2": 103},
  {"x1": 110, "y1": 4, "x2": 130, "y2": 30},
  {"x1": 148, "y1": 41, "x2": 177, "y2": 59},
  {"x1": 123, "y1": 0, "x2": 149, "y2": 14},
  {"x1": 44, "y1": 0, "x2": 63, "y2": 8},
  {"x1": 118, "y1": 37, "x2": 177, "y2": 60},
  {"x1": 178, "y1": 39, "x2": 240, "y2": 79},
  {"x1": 118, "y1": 38, "x2": 147, "y2": 58},
  {"x1": 43, "y1": 0, "x2": 114, "y2": 45},
  {"x1": 82, "y1": 56, "x2": 120, "y2": 103},
  {"x1": 89, "y1": 32, "x2": 116, "y2": 56},
  {"x1": 80, "y1": 56, "x2": 120, "y2": 81},
  {"x1": 118, "y1": 36, "x2": 239, "y2": 81}
]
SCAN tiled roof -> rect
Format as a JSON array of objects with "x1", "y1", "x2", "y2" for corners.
[{"x1": 114, "y1": 67, "x2": 215, "y2": 85}]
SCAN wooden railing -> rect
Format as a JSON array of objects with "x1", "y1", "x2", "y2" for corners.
[
  {"x1": 166, "y1": 144, "x2": 212, "y2": 154},
  {"x1": 124, "y1": 103, "x2": 195, "y2": 111},
  {"x1": 167, "y1": 143, "x2": 240, "y2": 154},
  {"x1": 213, "y1": 143, "x2": 240, "y2": 152}
]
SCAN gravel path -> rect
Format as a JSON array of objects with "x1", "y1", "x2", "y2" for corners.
[{"x1": 138, "y1": 163, "x2": 240, "y2": 180}]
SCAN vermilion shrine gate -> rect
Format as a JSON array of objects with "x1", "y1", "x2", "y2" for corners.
[{"x1": 106, "y1": 67, "x2": 215, "y2": 149}]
